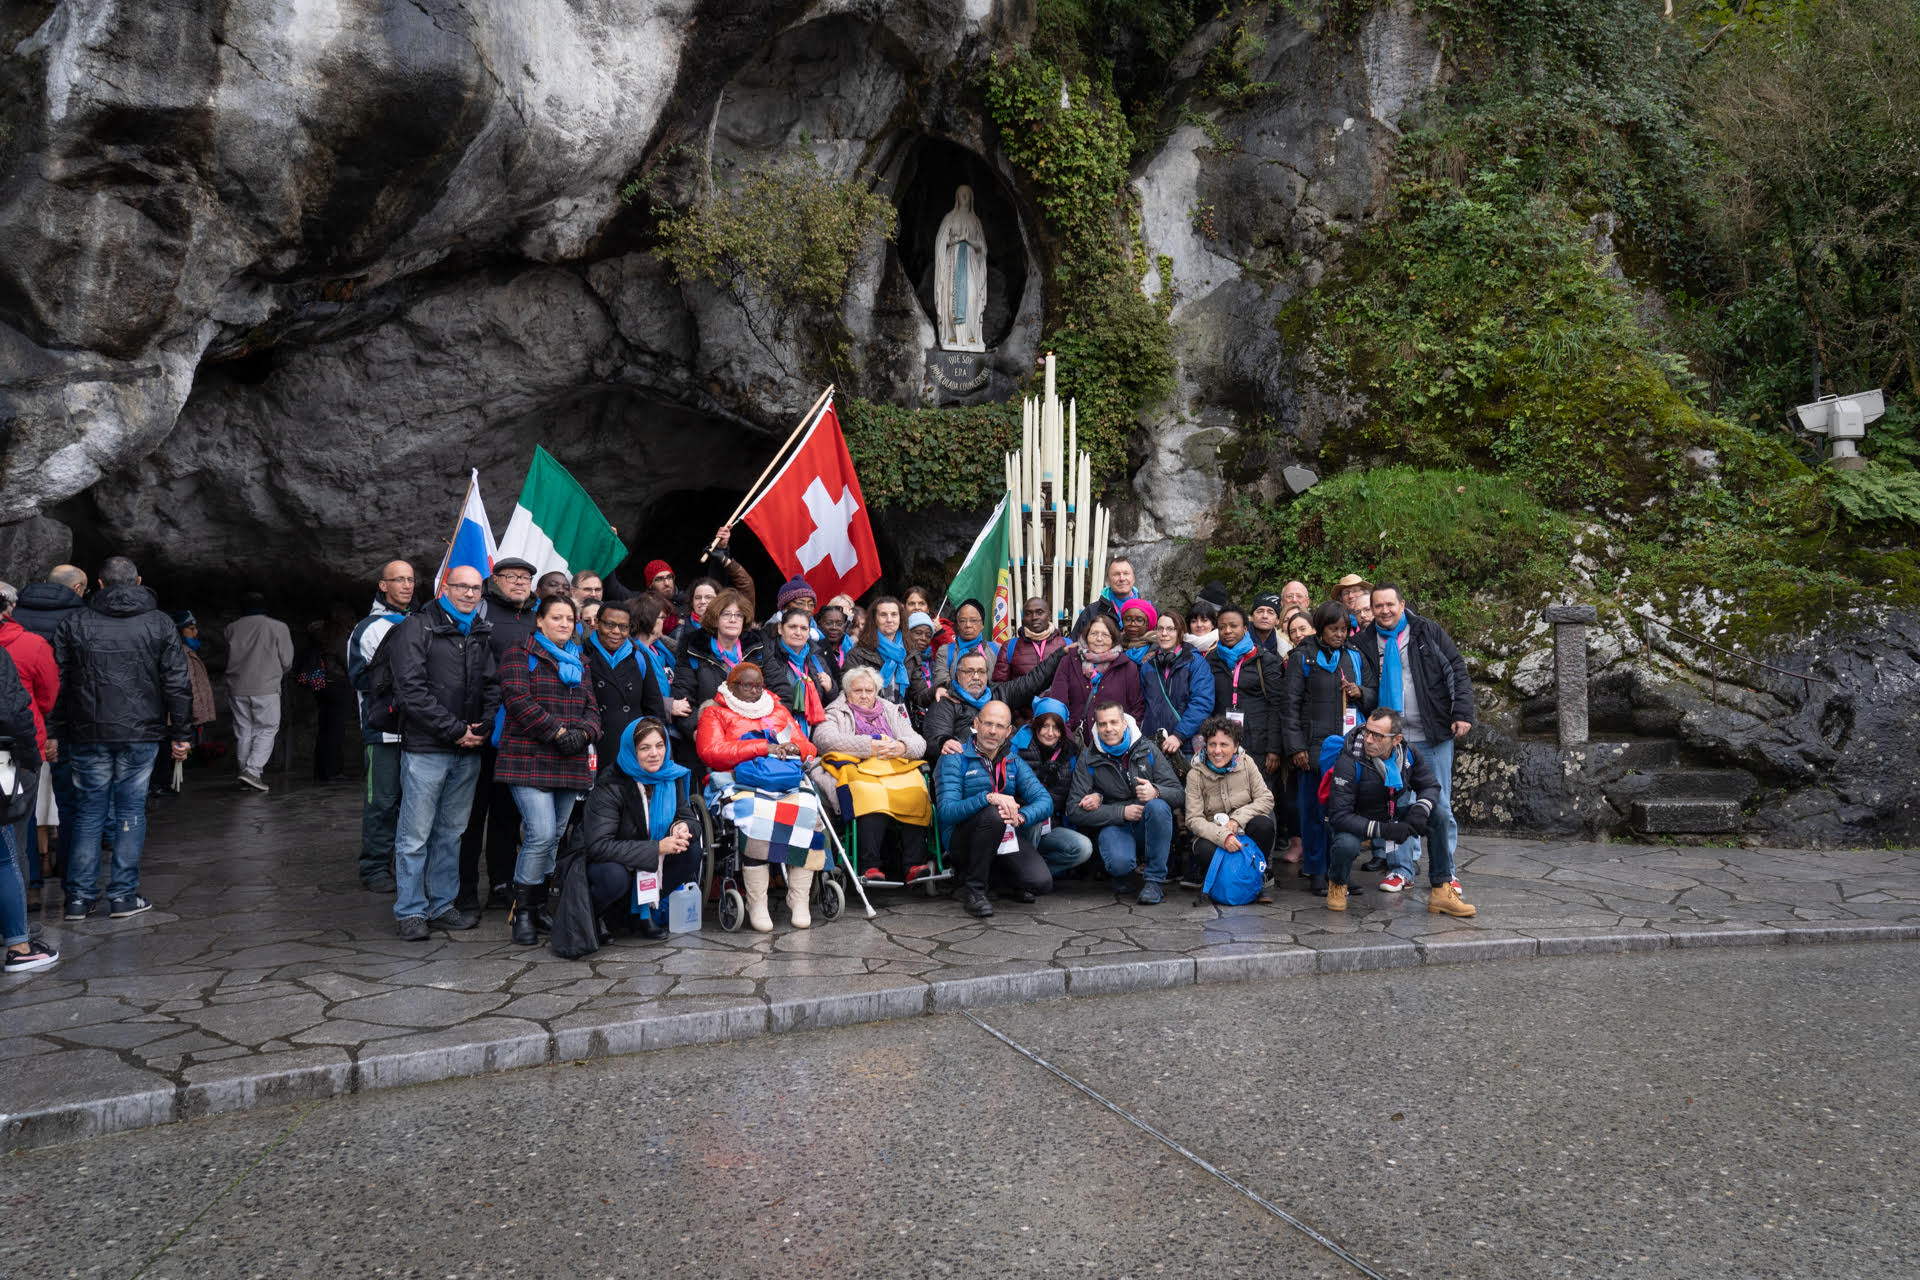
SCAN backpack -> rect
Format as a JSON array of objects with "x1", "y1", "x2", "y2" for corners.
[
  {"x1": 1314, "y1": 732, "x2": 1352, "y2": 806},
  {"x1": 1202, "y1": 834, "x2": 1268, "y2": 906},
  {"x1": 359, "y1": 626, "x2": 403, "y2": 735}
]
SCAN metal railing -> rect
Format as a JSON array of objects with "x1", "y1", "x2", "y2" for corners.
[{"x1": 1635, "y1": 611, "x2": 1826, "y2": 703}]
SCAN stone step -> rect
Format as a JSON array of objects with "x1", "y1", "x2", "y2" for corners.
[
  {"x1": 1626, "y1": 767, "x2": 1759, "y2": 834},
  {"x1": 1582, "y1": 739, "x2": 1680, "y2": 770},
  {"x1": 1631, "y1": 797, "x2": 1744, "y2": 835}
]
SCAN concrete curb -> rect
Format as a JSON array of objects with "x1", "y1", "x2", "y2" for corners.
[{"x1": 7, "y1": 921, "x2": 1915, "y2": 1151}]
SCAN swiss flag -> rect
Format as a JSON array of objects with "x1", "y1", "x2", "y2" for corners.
[{"x1": 741, "y1": 397, "x2": 882, "y2": 603}]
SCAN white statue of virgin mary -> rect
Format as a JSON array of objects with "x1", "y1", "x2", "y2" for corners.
[{"x1": 934, "y1": 185, "x2": 988, "y2": 352}]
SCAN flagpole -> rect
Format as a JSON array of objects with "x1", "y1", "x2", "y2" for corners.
[{"x1": 700, "y1": 384, "x2": 835, "y2": 564}]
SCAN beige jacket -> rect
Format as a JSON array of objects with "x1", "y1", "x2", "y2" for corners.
[
  {"x1": 811, "y1": 693, "x2": 926, "y2": 760},
  {"x1": 1185, "y1": 749, "x2": 1274, "y2": 846}
]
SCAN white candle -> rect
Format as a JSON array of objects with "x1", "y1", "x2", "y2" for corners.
[
  {"x1": 1053, "y1": 504, "x2": 1066, "y2": 619},
  {"x1": 1044, "y1": 353, "x2": 1056, "y2": 406}
]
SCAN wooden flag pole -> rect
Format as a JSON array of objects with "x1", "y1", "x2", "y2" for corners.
[{"x1": 700, "y1": 383, "x2": 835, "y2": 563}]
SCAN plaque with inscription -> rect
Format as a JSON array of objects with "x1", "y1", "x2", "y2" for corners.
[{"x1": 926, "y1": 349, "x2": 990, "y2": 402}]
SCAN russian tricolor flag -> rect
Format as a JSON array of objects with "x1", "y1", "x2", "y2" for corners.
[{"x1": 434, "y1": 470, "x2": 499, "y2": 597}]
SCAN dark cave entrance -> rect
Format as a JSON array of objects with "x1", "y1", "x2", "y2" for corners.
[
  {"x1": 620, "y1": 486, "x2": 785, "y2": 618},
  {"x1": 892, "y1": 138, "x2": 1028, "y2": 350}
]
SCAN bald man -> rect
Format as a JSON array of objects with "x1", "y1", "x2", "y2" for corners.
[
  {"x1": 347, "y1": 560, "x2": 417, "y2": 891},
  {"x1": 934, "y1": 698, "x2": 1055, "y2": 917}
]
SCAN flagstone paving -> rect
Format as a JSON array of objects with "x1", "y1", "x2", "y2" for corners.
[{"x1": 4, "y1": 773, "x2": 1916, "y2": 1149}]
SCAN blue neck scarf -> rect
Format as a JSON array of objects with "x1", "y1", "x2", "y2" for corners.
[
  {"x1": 1123, "y1": 641, "x2": 1152, "y2": 664},
  {"x1": 1375, "y1": 614, "x2": 1410, "y2": 712},
  {"x1": 1096, "y1": 724, "x2": 1137, "y2": 757},
  {"x1": 1373, "y1": 744, "x2": 1405, "y2": 792},
  {"x1": 876, "y1": 630, "x2": 909, "y2": 698},
  {"x1": 1101, "y1": 587, "x2": 1136, "y2": 610},
  {"x1": 950, "y1": 680, "x2": 990, "y2": 712},
  {"x1": 946, "y1": 634, "x2": 995, "y2": 672},
  {"x1": 439, "y1": 597, "x2": 476, "y2": 634},
  {"x1": 590, "y1": 633, "x2": 634, "y2": 670},
  {"x1": 1217, "y1": 634, "x2": 1255, "y2": 667},
  {"x1": 534, "y1": 632, "x2": 583, "y2": 686},
  {"x1": 779, "y1": 637, "x2": 820, "y2": 678},
  {"x1": 641, "y1": 640, "x2": 674, "y2": 699},
  {"x1": 182, "y1": 636, "x2": 201, "y2": 651},
  {"x1": 1200, "y1": 749, "x2": 1237, "y2": 776},
  {"x1": 710, "y1": 636, "x2": 742, "y2": 669},
  {"x1": 1313, "y1": 643, "x2": 1359, "y2": 684},
  {"x1": 838, "y1": 633, "x2": 856, "y2": 662},
  {"x1": 616, "y1": 723, "x2": 691, "y2": 840}
]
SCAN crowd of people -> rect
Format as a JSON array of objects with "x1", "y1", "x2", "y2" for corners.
[{"x1": 0, "y1": 529, "x2": 1479, "y2": 975}]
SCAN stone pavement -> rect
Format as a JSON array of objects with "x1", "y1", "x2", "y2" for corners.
[{"x1": 4, "y1": 774, "x2": 1917, "y2": 1151}]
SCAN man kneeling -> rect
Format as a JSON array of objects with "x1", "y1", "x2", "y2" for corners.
[
  {"x1": 1325, "y1": 709, "x2": 1474, "y2": 917},
  {"x1": 934, "y1": 700, "x2": 1053, "y2": 918},
  {"x1": 1067, "y1": 700, "x2": 1186, "y2": 905}
]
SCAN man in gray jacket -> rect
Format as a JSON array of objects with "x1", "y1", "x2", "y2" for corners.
[
  {"x1": 226, "y1": 592, "x2": 294, "y2": 791},
  {"x1": 1065, "y1": 699, "x2": 1186, "y2": 905}
]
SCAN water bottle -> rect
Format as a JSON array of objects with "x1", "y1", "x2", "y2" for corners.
[{"x1": 668, "y1": 882, "x2": 702, "y2": 933}]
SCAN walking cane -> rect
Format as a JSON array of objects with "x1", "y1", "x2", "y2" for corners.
[{"x1": 806, "y1": 773, "x2": 877, "y2": 919}]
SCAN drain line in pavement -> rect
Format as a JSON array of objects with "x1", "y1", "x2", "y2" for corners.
[{"x1": 962, "y1": 1010, "x2": 1392, "y2": 1280}]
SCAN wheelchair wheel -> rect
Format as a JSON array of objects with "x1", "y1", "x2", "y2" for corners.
[
  {"x1": 719, "y1": 887, "x2": 746, "y2": 932},
  {"x1": 820, "y1": 876, "x2": 845, "y2": 922}
]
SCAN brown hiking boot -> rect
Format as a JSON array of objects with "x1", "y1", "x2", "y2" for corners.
[
  {"x1": 1326, "y1": 883, "x2": 1348, "y2": 912},
  {"x1": 1428, "y1": 881, "x2": 1476, "y2": 918}
]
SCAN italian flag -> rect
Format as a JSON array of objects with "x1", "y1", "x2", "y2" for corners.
[
  {"x1": 946, "y1": 493, "x2": 1015, "y2": 644},
  {"x1": 496, "y1": 446, "x2": 629, "y2": 578}
]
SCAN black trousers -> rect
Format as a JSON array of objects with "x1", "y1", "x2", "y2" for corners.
[
  {"x1": 948, "y1": 806, "x2": 1052, "y2": 896},
  {"x1": 312, "y1": 685, "x2": 354, "y2": 782},
  {"x1": 587, "y1": 847, "x2": 703, "y2": 918},
  {"x1": 458, "y1": 746, "x2": 521, "y2": 905}
]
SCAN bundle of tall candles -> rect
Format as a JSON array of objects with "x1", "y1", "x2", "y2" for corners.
[{"x1": 1003, "y1": 353, "x2": 1108, "y2": 626}]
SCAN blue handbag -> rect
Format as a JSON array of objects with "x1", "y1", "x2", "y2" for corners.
[{"x1": 733, "y1": 729, "x2": 805, "y2": 791}]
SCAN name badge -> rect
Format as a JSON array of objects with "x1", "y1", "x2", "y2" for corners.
[
  {"x1": 1227, "y1": 711, "x2": 1245, "y2": 727},
  {"x1": 1343, "y1": 707, "x2": 1360, "y2": 732},
  {"x1": 997, "y1": 823, "x2": 1020, "y2": 856}
]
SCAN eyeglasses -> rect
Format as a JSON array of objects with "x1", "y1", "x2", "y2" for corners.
[
  {"x1": 1361, "y1": 728, "x2": 1397, "y2": 741},
  {"x1": 719, "y1": 610, "x2": 744, "y2": 621},
  {"x1": 599, "y1": 620, "x2": 631, "y2": 633},
  {"x1": 446, "y1": 583, "x2": 483, "y2": 595}
]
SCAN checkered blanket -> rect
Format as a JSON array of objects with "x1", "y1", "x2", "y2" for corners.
[{"x1": 714, "y1": 780, "x2": 827, "y2": 870}]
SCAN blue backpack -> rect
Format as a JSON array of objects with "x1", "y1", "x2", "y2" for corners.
[{"x1": 1202, "y1": 834, "x2": 1268, "y2": 906}]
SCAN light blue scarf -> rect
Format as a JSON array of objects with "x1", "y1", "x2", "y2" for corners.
[
  {"x1": 534, "y1": 632, "x2": 583, "y2": 686},
  {"x1": 876, "y1": 630, "x2": 909, "y2": 699},
  {"x1": 1375, "y1": 614, "x2": 1410, "y2": 712}
]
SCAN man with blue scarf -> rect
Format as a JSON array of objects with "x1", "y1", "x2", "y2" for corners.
[
  {"x1": 1325, "y1": 709, "x2": 1472, "y2": 916},
  {"x1": 1365, "y1": 584, "x2": 1476, "y2": 896},
  {"x1": 584, "y1": 598, "x2": 668, "y2": 751},
  {"x1": 387, "y1": 565, "x2": 500, "y2": 940},
  {"x1": 1064, "y1": 700, "x2": 1187, "y2": 905}
]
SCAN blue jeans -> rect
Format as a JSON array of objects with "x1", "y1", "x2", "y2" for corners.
[
  {"x1": 1298, "y1": 771, "x2": 1329, "y2": 877},
  {"x1": 1383, "y1": 737, "x2": 1457, "y2": 886},
  {"x1": 1036, "y1": 825, "x2": 1093, "y2": 875},
  {"x1": 65, "y1": 742, "x2": 160, "y2": 903},
  {"x1": 1, "y1": 823, "x2": 28, "y2": 946},
  {"x1": 395, "y1": 752, "x2": 482, "y2": 921},
  {"x1": 509, "y1": 786, "x2": 578, "y2": 886},
  {"x1": 1094, "y1": 798, "x2": 1173, "y2": 884}
]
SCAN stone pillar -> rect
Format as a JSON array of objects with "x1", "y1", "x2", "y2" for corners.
[{"x1": 1544, "y1": 604, "x2": 1599, "y2": 747}]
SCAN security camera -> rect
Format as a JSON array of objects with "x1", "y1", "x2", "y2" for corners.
[{"x1": 1792, "y1": 389, "x2": 1884, "y2": 470}]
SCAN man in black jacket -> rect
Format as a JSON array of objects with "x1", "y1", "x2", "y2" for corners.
[
  {"x1": 13, "y1": 565, "x2": 87, "y2": 640},
  {"x1": 925, "y1": 646, "x2": 1067, "y2": 757},
  {"x1": 50, "y1": 557, "x2": 191, "y2": 921},
  {"x1": 1365, "y1": 585, "x2": 1476, "y2": 894},
  {"x1": 390, "y1": 566, "x2": 501, "y2": 940},
  {"x1": 584, "y1": 597, "x2": 668, "y2": 751},
  {"x1": 1064, "y1": 700, "x2": 1187, "y2": 905},
  {"x1": 1325, "y1": 709, "x2": 1474, "y2": 917},
  {"x1": 459, "y1": 555, "x2": 538, "y2": 911}
]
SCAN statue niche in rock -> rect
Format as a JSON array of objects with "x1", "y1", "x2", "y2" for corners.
[{"x1": 934, "y1": 186, "x2": 988, "y2": 353}]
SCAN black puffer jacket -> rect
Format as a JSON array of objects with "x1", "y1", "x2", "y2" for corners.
[
  {"x1": 390, "y1": 600, "x2": 501, "y2": 754},
  {"x1": 1017, "y1": 736, "x2": 1080, "y2": 817},
  {"x1": 13, "y1": 582, "x2": 85, "y2": 642},
  {"x1": 1324, "y1": 729, "x2": 1442, "y2": 841},
  {"x1": 482, "y1": 586, "x2": 537, "y2": 660},
  {"x1": 49, "y1": 585, "x2": 192, "y2": 745},
  {"x1": 1206, "y1": 645, "x2": 1287, "y2": 759},
  {"x1": 0, "y1": 646, "x2": 42, "y2": 768},
  {"x1": 1280, "y1": 638, "x2": 1379, "y2": 758}
]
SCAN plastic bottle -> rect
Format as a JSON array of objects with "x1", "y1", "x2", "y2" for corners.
[{"x1": 668, "y1": 881, "x2": 702, "y2": 933}]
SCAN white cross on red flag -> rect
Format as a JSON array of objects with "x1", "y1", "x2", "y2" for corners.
[{"x1": 740, "y1": 397, "x2": 882, "y2": 603}]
